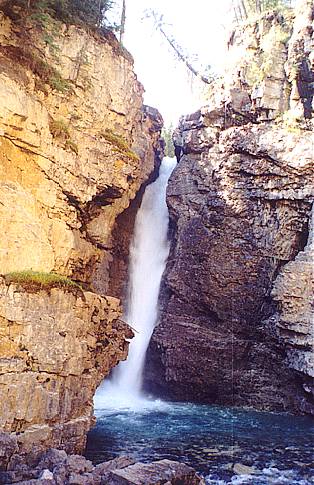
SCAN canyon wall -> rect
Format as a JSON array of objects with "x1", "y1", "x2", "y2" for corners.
[
  {"x1": 145, "y1": 2, "x2": 314, "y2": 414},
  {"x1": 0, "y1": 5, "x2": 163, "y2": 469},
  {"x1": 0, "y1": 9, "x2": 162, "y2": 284},
  {"x1": 0, "y1": 281, "x2": 133, "y2": 469}
]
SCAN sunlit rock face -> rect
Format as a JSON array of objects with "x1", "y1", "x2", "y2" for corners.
[
  {"x1": 0, "y1": 9, "x2": 162, "y2": 467},
  {"x1": 0, "y1": 279, "x2": 133, "y2": 466},
  {"x1": 271, "y1": 207, "x2": 314, "y2": 414},
  {"x1": 206, "y1": 2, "x2": 314, "y2": 122},
  {"x1": 0, "y1": 13, "x2": 163, "y2": 283},
  {"x1": 145, "y1": 4, "x2": 314, "y2": 414}
]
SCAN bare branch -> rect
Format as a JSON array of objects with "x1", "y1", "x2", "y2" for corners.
[{"x1": 145, "y1": 9, "x2": 213, "y2": 85}]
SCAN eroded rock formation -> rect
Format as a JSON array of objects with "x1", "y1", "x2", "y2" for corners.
[
  {"x1": 271, "y1": 206, "x2": 314, "y2": 414},
  {"x1": 145, "y1": 3, "x2": 314, "y2": 414},
  {"x1": 0, "y1": 6, "x2": 163, "y2": 467},
  {"x1": 0, "y1": 448, "x2": 204, "y2": 485},
  {"x1": 0, "y1": 280, "x2": 133, "y2": 467},
  {"x1": 0, "y1": 12, "x2": 162, "y2": 282}
]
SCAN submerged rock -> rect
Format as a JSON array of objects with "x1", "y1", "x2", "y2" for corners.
[{"x1": 233, "y1": 463, "x2": 256, "y2": 475}]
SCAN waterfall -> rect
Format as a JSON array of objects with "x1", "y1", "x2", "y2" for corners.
[{"x1": 94, "y1": 156, "x2": 176, "y2": 409}]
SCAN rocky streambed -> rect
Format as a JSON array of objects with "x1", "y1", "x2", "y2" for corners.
[
  {"x1": 0, "y1": 446, "x2": 204, "y2": 484},
  {"x1": 86, "y1": 401, "x2": 314, "y2": 485}
]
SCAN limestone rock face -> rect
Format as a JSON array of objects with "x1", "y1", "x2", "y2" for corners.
[
  {"x1": 211, "y1": 2, "x2": 314, "y2": 122},
  {"x1": 0, "y1": 12, "x2": 163, "y2": 282},
  {"x1": 0, "y1": 8, "x2": 163, "y2": 469},
  {"x1": 224, "y1": 11, "x2": 293, "y2": 118},
  {"x1": 0, "y1": 278, "x2": 133, "y2": 466},
  {"x1": 271, "y1": 207, "x2": 314, "y2": 413},
  {"x1": 145, "y1": 6, "x2": 314, "y2": 414},
  {"x1": 145, "y1": 113, "x2": 313, "y2": 412},
  {"x1": 287, "y1": 0, "x2": 314, "y2": 118}
]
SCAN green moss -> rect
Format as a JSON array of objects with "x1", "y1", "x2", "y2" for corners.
[
  {"x1": 49, "y1": 119, "x2": 79, "y2": 155},
  {"x1": 102, "y1": 129, "x2": 139, "y2": 161},
  {"x1": 49, "y1": 118, "x2": 70, "y2": 139},
  {"x1": 124, "y1": 150, "x2": 140, "y2": 162},
  {"x1": 4, "y1": 271, "x2": 82, "y2": 291},
  {"x1": 102, "y1": 129, "x2": 130, "y2": 151},
  {"x1": 49, "y1": 73, "x2": 72, "y2": 93},
  {"x1": 65, "y1": 139, "x2": 79, "y2": 155},
  {"x1": 26, "y1": 51, "x2": 72, "y2": 93}
]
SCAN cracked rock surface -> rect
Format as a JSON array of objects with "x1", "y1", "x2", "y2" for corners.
[{"x1": 145, "y1": 4, "x2": 314, "y2": 414}]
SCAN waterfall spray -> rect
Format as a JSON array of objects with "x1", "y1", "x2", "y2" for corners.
[{"x1": 94, "y1": 157, "x2": 176, "y2": 409}]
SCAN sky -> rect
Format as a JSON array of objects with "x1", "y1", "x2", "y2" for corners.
[{"x1": 111, "y1": 0, "x2": 232, "y2": 125}]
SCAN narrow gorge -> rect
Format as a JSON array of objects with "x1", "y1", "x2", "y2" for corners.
[{"x1": 0, "y1": 0, "x2": 313, "y2": 484}]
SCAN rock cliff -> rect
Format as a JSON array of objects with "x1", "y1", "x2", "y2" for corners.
[
  {"x1": 145, "y1": 2, "x2": 314, "y2": 414},
  {"x1": 0, "y1": 9, "x2": 162, "y2": 283},
  {"x1": 0, "y1": 4, "x2": 163, "y2": 468},
  {"x1": 0, "y1": 280, "x2": 133, "y2": 468}
]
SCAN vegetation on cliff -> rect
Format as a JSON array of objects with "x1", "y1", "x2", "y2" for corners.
[
  {"x1": 162, "y1": 124, "x2": 175, "y2": 158},
  {"x1": 49, "y1": 118, "x2": 79, "y2": 154},
  {"x1": 232, "y1": 0, "x2": 294, "y2": 21},
  {"x1": 101, "y1": 129, "x2": 140, "y2": 162},
  {"x1": 1, "y1": 0, "x2": 114, "y2": 30},
  {"x1": 4, "y1": 271, "x2": 83, "y2": 291}
]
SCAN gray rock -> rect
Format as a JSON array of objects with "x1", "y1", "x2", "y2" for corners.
[
  {"x1": 93, "y1": 456, "x2": 135, "y2": 476},
  {"x1": 37, "y1": 450, "x2": 67, "y2": 472},
  {"x1": 68, "y1": 472, "x2": 93, "y2": 484},
  {"x1": 145, "y1": 107, "x2": 313, "y2": 413},
  {"x1": 103, "y1": 460, "x2": 204, "y2": 485},
  {"x1": 0, "y1": 433, "x2": 18, "y2": 470},
  {"x1": 11, "y1": 480, "x2": 56, "y2": 485},
  {"x1": 39, "y1": 470, "x2": 54, "y2": 481},
  {"x1": 233, "y1": 463, "x2": 256, "y2": 475},
  {"x1": 64, "y1": 456, "x2": 93, "y2": 474}
]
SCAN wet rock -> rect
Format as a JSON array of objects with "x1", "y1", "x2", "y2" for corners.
[
  {"x1": 233, "y1": 463, "x2": 256, "y2": 475},
  {"x1": 146, "y1": 119, "x2": 313, "y2": 412},
  {"x1": 103, "y1": 459, "x2": 205, "y2": 485},
  {"x1": 6, "y1": 452, "x2": 203, "y2": 485}
]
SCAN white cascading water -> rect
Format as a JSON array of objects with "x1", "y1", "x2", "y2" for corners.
[{"x1": 94, "y1": 156, "x2": 176, "y2": 410}]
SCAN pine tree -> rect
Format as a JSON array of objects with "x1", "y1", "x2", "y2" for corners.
[
  {"x1": 119, "y1": 0, "x2": 126, "y2": 43},
  {"x1": 4, "y1": 0, "x2": 114, "y2": 29},
  {"x1": 162, "y1": 124, "x2": 175, "y2": 158},
  {"x1": 232, "y1": 0, "x2": 293, "y2": 21}
]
